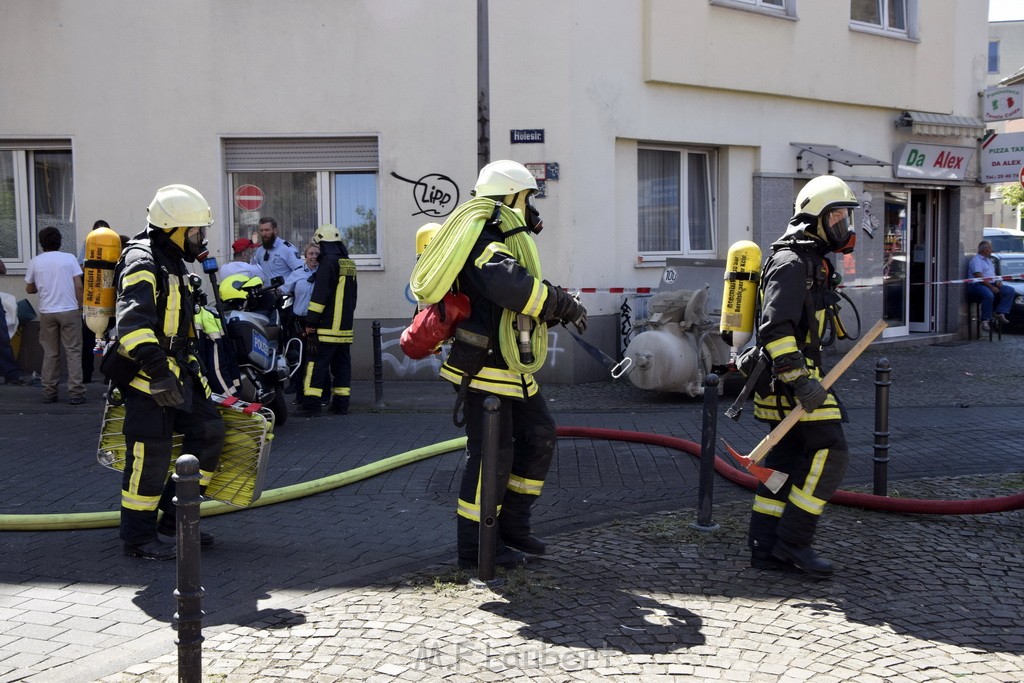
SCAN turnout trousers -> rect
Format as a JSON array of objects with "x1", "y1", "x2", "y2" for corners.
[
  {"x1": 305, "y1": 340, "x2": 351, "y2": 413},
  {"x1": 119, "y1": 385, "x2": 225, "y2": 546},
  {"x1": 455, "y1": 389, "x2": 556, "y2": 559},
  {"x1": 748, "y1": 420, "x2": 849, "y2": 552}
]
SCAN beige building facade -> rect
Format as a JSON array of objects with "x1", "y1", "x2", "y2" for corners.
[{"x1": 0, "y1": 0, "x2": 991, "y2": 382}]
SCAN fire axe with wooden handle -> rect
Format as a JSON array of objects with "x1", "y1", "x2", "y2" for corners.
[{"x1": 722, "y1": 319, "x2": 887, "y2": 494}]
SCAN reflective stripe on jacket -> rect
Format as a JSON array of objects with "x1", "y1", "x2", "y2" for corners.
[
  {"x1": 114, "y1": 233, "x2": 210, "y2": 398},
  {"x1": 752, "y1": 244, "x2": 841, "y2": 423}
]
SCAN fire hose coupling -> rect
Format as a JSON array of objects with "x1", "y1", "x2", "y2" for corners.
[{"x1": 515, "y1": 313, "x2": 535, "y2": 365}]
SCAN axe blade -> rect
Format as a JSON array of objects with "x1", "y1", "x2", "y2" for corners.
[{"x1": 722, "y1": 439, "x2": 788, "y2": 494}]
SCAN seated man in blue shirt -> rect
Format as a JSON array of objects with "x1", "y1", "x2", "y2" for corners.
[{"x1": 967, "y1": 240, "x2": 1013, "y2": 332}]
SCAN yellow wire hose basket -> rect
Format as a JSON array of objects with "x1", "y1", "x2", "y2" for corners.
[{"x1": 97, "y1": 391, "x2": 275, "y2": 507}]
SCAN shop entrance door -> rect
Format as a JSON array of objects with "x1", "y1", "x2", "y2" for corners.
[
  {"x1": 908, "y1": 190, "x2": 940, "y2": 332},
  {"x1": 882, "y1": 190, "x2": 910, "y2": 336}
]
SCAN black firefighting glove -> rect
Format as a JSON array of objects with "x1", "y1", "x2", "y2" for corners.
[
  {"x1": 149, "y1": 376, "x2": 185, "y2": 408},
  {"x1": 541, "y1": 284, "x2": 588, "y2": 334},
  {"x1": 135, "y1": 345, "x2": 172, "y2": 379},
  {"x1": 791, "y1": 375, "x2": 828, "y2": 412}
]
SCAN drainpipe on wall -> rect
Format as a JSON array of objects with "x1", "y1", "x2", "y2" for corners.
[{"x1": 477, "y1": 0, "x2": 490, "y2": 171}]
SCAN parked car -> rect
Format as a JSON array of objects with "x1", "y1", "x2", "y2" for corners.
[
  {"x1": 984, "y1": 227, "x2": 1024, "y2": 253},
  {"x1": 990, "y1": 252, "x2": 1024, "y2": 328}
]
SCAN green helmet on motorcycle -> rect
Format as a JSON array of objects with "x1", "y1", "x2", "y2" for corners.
[{"x1": 219, "y1": 273, "x2": 263, "y2": 307}]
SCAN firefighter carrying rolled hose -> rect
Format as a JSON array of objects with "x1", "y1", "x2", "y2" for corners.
[{"x1": 408, "y1": 160, "x2": 587, "y2": 570}]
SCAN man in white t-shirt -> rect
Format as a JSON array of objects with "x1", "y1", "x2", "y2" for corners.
[{"x1": 25, "y1": 226, "x2": 86, "y2": 404}]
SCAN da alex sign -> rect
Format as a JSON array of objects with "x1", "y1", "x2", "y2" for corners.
[
  {"x1": 980, "y1": 132, "x2": 1024, "y2": 184},
  {"x1": 893, "y1": 143, "x2": 973, "y2": 181}
]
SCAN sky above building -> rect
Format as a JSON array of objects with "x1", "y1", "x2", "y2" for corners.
[{"x1": 990, "y1": 0, "x2": 1024, "y2": 22}]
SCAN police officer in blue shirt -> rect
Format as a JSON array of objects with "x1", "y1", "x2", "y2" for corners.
[
  {"x1": 281, "y1": 242, "x2": 319, "y2": 400},
  {"x1": 251, "y1": 217, "x2": 303, "y2": 284}
]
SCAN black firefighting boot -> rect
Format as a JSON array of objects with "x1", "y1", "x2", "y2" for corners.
[
  {"x1": 294, "y1": 399, "x2": 322, "y2": 418},
  {"x1": 499, "y1": 491, "x2": 547, "y2": 555},
  {"x1": 331, "y1": 396, "x2": 349, "y2": 415},
  {"x1": 771, "y1": 539, "x2": 834, "y2": 579},
  {"x1": 121, "y1": 508, "x2": 176, "y2": 561},
  {"x1": 456, "y1": 516, "x2": 528, "y2": 570},
  {"x1": 773, "y1": 505, "x2": 833, "y2": 579},
  {"x1": 748, "y1": 508, "x2": 797, "y2": 571},
  {"x1": 155, "y1": 480, "x2": 215, "y2": 547}
]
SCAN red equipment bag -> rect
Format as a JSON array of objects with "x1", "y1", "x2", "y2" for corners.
[{"x1": 400, "y1": 291, "x2": 472, "y2": 359}]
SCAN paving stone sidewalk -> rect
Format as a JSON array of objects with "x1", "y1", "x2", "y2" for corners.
[
  {"x1": 98, "y1": 473, "x2": 1024, "y2": 683},
  {"x1": 2, "y1": 330, "x2": 1024, "y2": 682}
]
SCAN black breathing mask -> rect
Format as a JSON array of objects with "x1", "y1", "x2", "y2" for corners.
[
  {"x1": 184, "y1": 226, "x2": 209, "y2": 262},
  {"x1": 525, "y1": 194, "x2": 543, "y2": 235}
]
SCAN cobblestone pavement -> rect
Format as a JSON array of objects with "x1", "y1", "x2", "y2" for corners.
[
  {"x1": 1, "y1": 330, "x2": 1023, "y2": 682},
  {"x1": 97, "y1": 474, "x2": 1024, "y2": 683}
]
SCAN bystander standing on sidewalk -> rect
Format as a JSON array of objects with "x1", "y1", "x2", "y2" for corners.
[
  {"x1": 0, "y1": 258, "x2": 32, "y2": 385},
  {"x1": 25, "y1": 227, "x2": 86, "y2": 404}
]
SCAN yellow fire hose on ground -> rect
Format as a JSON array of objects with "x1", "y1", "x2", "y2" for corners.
[{"x1": 0, "y1": 437, "x2": 467, "y2": 532}]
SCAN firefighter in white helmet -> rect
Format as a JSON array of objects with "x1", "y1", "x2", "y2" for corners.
[
  {"x1": 748, "y1": 174, "x2": 859, "y2": 579},
  {"x1": 297, "y1": 223, "x2": 357, "y2": 416},
  {"x1": 430, "y1": 160, "x2": 587, "y2": 570},
  {"x1": 107, "y1": 184, "x2": 225, "y2": 560}
]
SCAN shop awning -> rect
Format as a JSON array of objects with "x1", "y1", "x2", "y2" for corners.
[
  {"x1": 790, "y1": 143, "x2": 891, "y2": 174},
  {"x1": 896, "y1": 111, "x2": 986, "y2": 138}
]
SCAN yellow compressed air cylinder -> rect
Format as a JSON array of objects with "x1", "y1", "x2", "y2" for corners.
[
  {"x1": 415, "y1": 222, "x2": 442, "y2": 258},
  {"x1": 720, "y1": 240, "x2": 762, "y2": 351},
  {"x1": 83, "y1": 226, "x2": 121, "y2": 339}
]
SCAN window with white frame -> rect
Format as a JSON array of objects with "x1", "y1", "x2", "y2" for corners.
[
  {"x1": 224, "y1": 137, "x2": 380, "y2": 269},
  {"x1": 989, "y1": 41, "x2": 1000, "y2": 74},
  {"x1": 0, "y1": 142, "x2": 76, "y2": 269},
  {"x1": 709, "y1": 0, "x2": 795, "y2": 18},
  {"x1": 851, "y1": 0, "x2": 918, "y2": 39},
  {"x1": 637, "y1": 147, "x2": 716, "y2": 259}
]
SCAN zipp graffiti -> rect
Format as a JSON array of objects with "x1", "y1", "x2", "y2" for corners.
[{"x1": 391, "y1": 171, "x2": 460, "y2": 217}]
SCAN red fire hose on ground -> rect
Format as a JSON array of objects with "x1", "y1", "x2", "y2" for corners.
[{"x1": 558, "y1": 426, "x2": 1024, "y2": 515}]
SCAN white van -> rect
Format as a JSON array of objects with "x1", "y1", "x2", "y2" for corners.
[{"x1": 984, "y1": 227, "x2": 1024, "y2": 253}]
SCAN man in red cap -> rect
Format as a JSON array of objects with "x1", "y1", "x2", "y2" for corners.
[{"x1": 220, "y1": 238, "x2": 262, "y2": 279}]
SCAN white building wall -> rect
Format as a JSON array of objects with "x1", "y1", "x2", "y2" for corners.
[{"x1": 0, "y1": 0, "x2": 992, "y2": 380}]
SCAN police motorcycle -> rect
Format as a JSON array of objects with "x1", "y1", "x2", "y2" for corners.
[{"x1": 197, "y1": 259, "x2": 301, "y2": 427}]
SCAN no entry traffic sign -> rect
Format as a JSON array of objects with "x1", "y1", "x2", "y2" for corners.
[{"x1": 234, "y1": 184, "x2": 265, "y2": 212}]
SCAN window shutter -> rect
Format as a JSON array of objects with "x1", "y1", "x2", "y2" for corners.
[{"x1": 224, "y1": 137, "x2": 378, "y2": 171}]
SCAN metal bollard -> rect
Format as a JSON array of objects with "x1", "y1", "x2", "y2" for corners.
[
  {"x1": 692, "y1": 374, "x2": 720, "y2": 532},
  {"x1": 478, "y1": 395, "x2": 501, "y2": 582},
  {"x1": 873, "y1": 358, "x2": 891, "y2": 496},
  {"x1": 173, "y1": 455, "x2": 204, "y2": 683},
  {"x1": 372, "y1": 320, "x2": 384, "y2": 407}
]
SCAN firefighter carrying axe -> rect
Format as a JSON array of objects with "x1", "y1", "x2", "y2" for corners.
[{"x1": 722, "y1": 319, "x2": 887, "y2": 493}]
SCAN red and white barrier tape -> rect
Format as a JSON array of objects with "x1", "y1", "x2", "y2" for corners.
[
  {"x1": 573, "y1": 287, "x2": 654, "y2": 294},
  {"x1": 573, "y1": 275, "x2": 1023, "y2": 295},
  {"x1": 838, "y1": 274, "x2": 1024, "y2": 290}
]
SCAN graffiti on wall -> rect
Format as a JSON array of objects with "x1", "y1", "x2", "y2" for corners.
[
  {"x1": 391, "y1": 171, "x2": 460, "y2": 217},
  {"x1": 619, "y1": 294, "x2": 651, "y2": 352}
]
